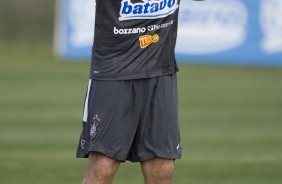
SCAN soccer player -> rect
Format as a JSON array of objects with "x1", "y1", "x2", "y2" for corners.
[{"x1": 76, "y1": 0, "x2": 183, "y2": 183}]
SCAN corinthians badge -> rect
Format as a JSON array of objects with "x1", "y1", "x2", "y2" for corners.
[{"x1": 90, "y1": 114, "x2": 101, "y2": 140}]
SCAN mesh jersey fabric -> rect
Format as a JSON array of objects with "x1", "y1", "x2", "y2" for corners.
[{"x1": 90, "y1": 0, "x2": 181, "y2": 80}]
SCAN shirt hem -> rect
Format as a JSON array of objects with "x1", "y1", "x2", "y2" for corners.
[{"x1": 89, "y1": 67, "x2": 178, "y2": 81}]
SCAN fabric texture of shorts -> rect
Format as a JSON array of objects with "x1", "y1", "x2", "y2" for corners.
[{"x1": 76, "y1": 74, "x2": 182, "y2": 162}]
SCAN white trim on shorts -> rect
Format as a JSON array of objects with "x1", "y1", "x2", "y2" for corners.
[{"x1": 83, "y1": 79, "x2": 92, "y2": 122}]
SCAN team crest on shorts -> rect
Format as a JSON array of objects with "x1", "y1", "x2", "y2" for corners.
[{"x1": 90, "y1": 114, "x2": 101, "y2": 140}]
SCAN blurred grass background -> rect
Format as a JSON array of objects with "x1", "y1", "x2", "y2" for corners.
[{"x1": 1, "y1": 1, "x2": 282, "y2": 184}]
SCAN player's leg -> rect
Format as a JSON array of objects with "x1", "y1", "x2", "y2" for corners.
[
  {"x1": 82, "y1": 152, "x2": 120, "y2": 184},
  {"x1": 77, "y1": 79, "x2": 141, "y2": 183},
  {"x1": 141, "y1": 158, "x2": 174, "y2": 184},
  {"x1": 130, "y1": 74, "x2": 181, "y2": 183}
]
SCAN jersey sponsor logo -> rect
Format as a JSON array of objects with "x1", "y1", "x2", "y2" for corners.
[
  {"x1": 114, "y1": 26, "x2": 146, "y2": 35},
  {"x1": 119, "y1": 0, "x2": 179, "y2": 21},
  {"x1": 139, "y1": 34, "x2": 160, "y2": 48},
  {"x1": 90, "y1": 114, "x2": 101, "y2": 140}
]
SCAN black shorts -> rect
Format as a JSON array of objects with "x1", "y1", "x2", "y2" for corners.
[{"x1": 76, "y1": 74, "x2": 182, "y2": 162}]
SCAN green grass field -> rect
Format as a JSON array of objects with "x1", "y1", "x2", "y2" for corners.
[{"x1": 0, "y1": 44, "x2": 282, "y2": 184}]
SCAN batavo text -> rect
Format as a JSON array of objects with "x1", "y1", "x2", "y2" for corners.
[
  {"x1": 113, "y1": 20, "x2": 174, "y2": 35},
  {"x1": 120, "y1": 0, "x2": 178, "y2": 15}
]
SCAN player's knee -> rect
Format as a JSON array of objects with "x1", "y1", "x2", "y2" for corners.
[
  {"x1": 157, "y1": 162, "x2": 174, "y2": 180},
  {"x1": 93, "y1": 159, "x2": 117, "y2": 179},
  {"x1": 145, "y1": 161, "x2": 174, "y2": 181},
  {"x1": 87, "y1": 153, "x2": 119, "y2": 181}
]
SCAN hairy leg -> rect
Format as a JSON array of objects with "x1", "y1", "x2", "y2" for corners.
[
  {"x1": 141, "y1": 158, "x2": 174, "y2": 184},
  {"x1": 82, "y1": 152, "x2": 120, "y2": 184}
]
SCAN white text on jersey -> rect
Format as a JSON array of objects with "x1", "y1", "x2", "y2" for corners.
[{"x1": 119, "y1": 0, "x2": 179, "y2": 21}]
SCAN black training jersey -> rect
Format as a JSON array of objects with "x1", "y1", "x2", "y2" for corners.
[{"x1": 90, "y1": 0, "x2": 180, "y2": 80}]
